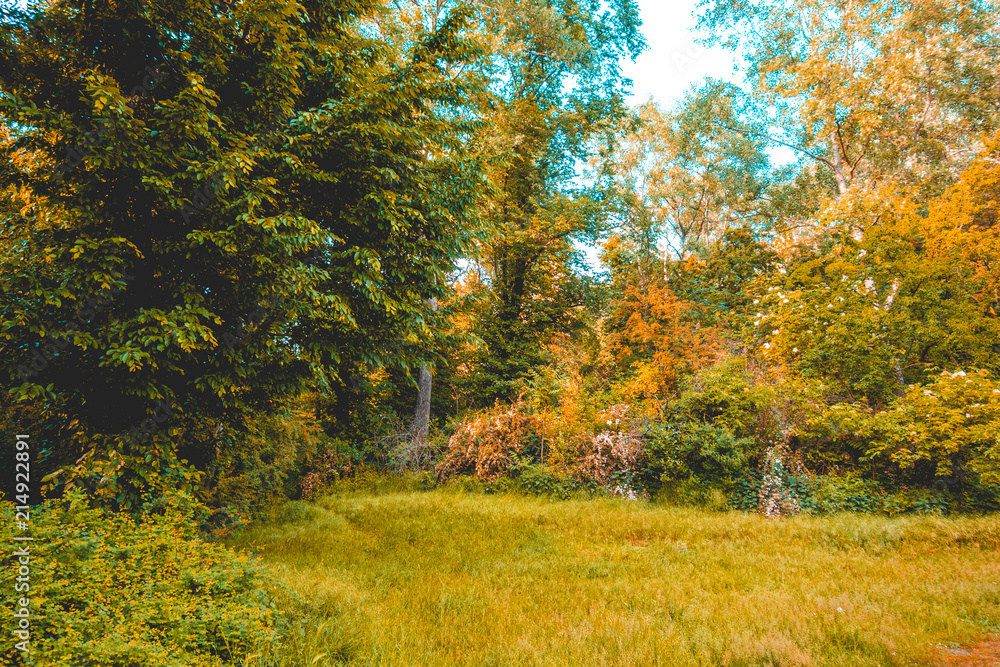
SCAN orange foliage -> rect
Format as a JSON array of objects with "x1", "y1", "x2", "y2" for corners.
[
  {"x1": 916, "y1": 132, "x2": 1000, "y2": 309},
  {"x1": 610, "y1": 283, "x2": 720, "y2": 404}
]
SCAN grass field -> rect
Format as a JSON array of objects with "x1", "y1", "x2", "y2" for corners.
[{"x1": 229, "y1": 490, "x2": 1000, "y2": 666}]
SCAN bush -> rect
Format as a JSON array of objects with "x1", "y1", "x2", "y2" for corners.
[
  {"x1": 643, "y1": 421, "x2": 756, "y2": 494},
  {"x1": 299, "y1": 436, "x2": 365, "y2": 500},
  {"x1": 757, "y1": 445, "x2": 812, "y2": 518},
  {"x1": 865, "y1": 370, "x2": 1000, "y2": 487},
  {"x1": 667, "y1": 357, "x2": 778, "y2": 439},
  {"x1": 0, "y1": 489, "x2": 281, "y2": 666},
  {"x1": 730, "y1": 447, "x2": 813, "y2": 515},
  {"x1": 513, "y1": 464, "x2": 604, "y2": 499},
  {"x1": 880, "y1": 488, "x2": 950, "y2": 516},
  {"x1": 436, "y1": 401, "x2": 543, "y2": 483},
  {"x1": 655, "y1": 476, "x2": 728, "y2": 509},
  {"x1": 810, "y1": 475, "x2": 881, "y2": 514},
  {"x1": 570, "y1": 404, "x2": 647, "y2": 496},
  {"x1": 198, "y1": 406, "x2": 324, "y2": 535}
]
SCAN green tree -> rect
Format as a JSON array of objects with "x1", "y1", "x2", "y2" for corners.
[
  {"x1": 0, "y1": 0, "x2": 489, "y2": 506},
  {"x1": 462, "y1": 0, "x2": 644, "y2": 403},
  {"x1": 600, "y1": 83, "x2": 774, "y2": 272}
]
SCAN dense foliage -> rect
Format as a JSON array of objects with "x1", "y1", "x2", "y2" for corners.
[
  {"x1": 0, "y1": 490, "x2": 282, "y2": 666},
  {"x1": 3, "y1": 0, "x2": 1000, "y2": 661}
]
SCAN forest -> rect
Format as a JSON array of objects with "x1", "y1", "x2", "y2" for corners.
[{"x1": 2, "y1": 0, "x2": 1000, "y2": 664}]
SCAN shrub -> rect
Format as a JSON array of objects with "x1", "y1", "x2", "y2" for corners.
[
  {"x1": 299, "y1": 437, "x2": 364, "y2": 500},
  {"x1": 655, "y1": 476, "x2": 728, "y2": 509},
  {"x1": 757, "y1": 443, "x2": 812, "y2": 518},
  {"x1": 810, "y1": 474, "x2": 881, "y2": 514},
  {"x1": 381, "y1": 420, "x2": 447, "y2": 473},
  {"x1": 572, "y1": 404, "x2": 646, "y2": 495},
  {"x1": 334, "y1": 467, "x2": 388, "y2": 493},
  {"x1": 667, "y1": 357, "x2": 777, "y2": 439},
  {"x1": 643, "y1": 421, "x2": 755, "y2": 494},
  {"x1": 0, "y1": 489, "x2": 280, "y2": 666},
  {"x1": 436, "y1": 401, "x2": 543, "y2": 483},
  {"x1": 188, "y1": 403, "x2": 322, "y2": 535},
  {"x1": 880, "y1": 488, "x2": 950, "y2": 516},
  {"x1": 510, "y1": 465, "x2": 604, "y2": 500},
  {"x1": 865, "y1": 370, "x2": 1000, "y2": 487}
]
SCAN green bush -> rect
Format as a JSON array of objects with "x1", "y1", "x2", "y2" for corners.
[
  {"x1": 0, "y1": 489, "x2": 281, "y2": 666},
  {"x1": 881, "y1": 488, "x2": 950, "y2": 516},
  {"x1": 510, "y1": 465, "x2": 604, "y2": 499},
  {"x1": 667, "y1": 358, "x2": 778, "y2": 439},
  {"x1": 655, "y1": 475, "x2": 729, "y2": 509},
  {"x1": 207, "y1": 408, "x2": 323, "y2": 524},
  {"x1": 809, "y1": 475, "x2": 879, "y2": 514},
  {"x1": 730, "y1": 454, "x2": 814, "y2": 515},
  {"x1": 643, "y1": 421, "x2": 755, "y2": 494}
]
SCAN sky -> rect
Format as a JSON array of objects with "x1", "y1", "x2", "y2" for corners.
[{"x1": 620, "y1": 0, "x2": 742, "y2": 108}]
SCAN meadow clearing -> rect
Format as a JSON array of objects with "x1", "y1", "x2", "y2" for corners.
[{"x1": 230, "y1": 489, "x2": 1000, "y2": 667}]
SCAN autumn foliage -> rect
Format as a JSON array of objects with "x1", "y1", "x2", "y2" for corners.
[
  {"x1": 435, "y1": 399, "x2": 543, "y2": 483},
  {"x1": 609, "y1": 282, "x2": 721, "y2": 405}
]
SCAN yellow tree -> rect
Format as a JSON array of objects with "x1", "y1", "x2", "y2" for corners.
[
  {"x1": 917, "y1": 131, "x2": 1000, "y2": 312},
  {"x1": 698, "y1": 0, "x2": 1000, "y2": 196},
  {"x1": 751, "y1": 135, "x2": 1000, "y2": 405}
]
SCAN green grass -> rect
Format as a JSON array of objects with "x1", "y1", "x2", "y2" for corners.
[{"x1": 229, "y1": 490, "x2": 1000, "y2": 666}]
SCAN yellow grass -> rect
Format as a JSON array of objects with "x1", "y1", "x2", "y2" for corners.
[{"x1": 230, "y1": 490, "x2": 1000, "y2": 666}]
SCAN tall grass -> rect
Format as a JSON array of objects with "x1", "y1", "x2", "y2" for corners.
[{"x1": 230, "y1": 490, "x2": 1000, "y2": 666}]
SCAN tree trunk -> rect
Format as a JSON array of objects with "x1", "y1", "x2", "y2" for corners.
[
  {"x1": 892, "y1": 359, "x2": 906, "y2": 398},
  {"x1": 412, "y1": 365, "x2": 432, "y2": 443},
  {"x1": 830, "y1": 129, "x2": 849, "y2": 195},
  {"x1": 411, "y1": 298, "x2": 437, "y2": 445}
]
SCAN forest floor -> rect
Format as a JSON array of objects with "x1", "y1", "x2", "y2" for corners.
[{"x1": 229, "y1": 490, "x2": 1000, "y2": 666}]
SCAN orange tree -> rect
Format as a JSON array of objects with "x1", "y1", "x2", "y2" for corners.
[{"x1": 606, "y1": 281, "x2": 721, "y2": 412}]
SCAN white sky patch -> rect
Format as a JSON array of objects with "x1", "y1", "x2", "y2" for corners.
[{"x1": 621, "y1": 0, "x2": 741, "y2": 107}]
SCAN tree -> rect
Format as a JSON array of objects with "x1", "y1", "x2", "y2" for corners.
[
  {"x1": 461, "y1": 0, "x2": 644, "y2": 402},
  {"x1": 607, "y1": 281, "x2": 721, "y2": 410},
  {"x1": 698, "y1": 0, "x2": 1000, "y2": 196},
  {"x1": 598, "y1": 83, "x2": 774, "y2": 270},
  {"x1": 411, "y1": 298, "x2": 436, "y2": 444},
  {"x1": 750, "y1": 138, "x2": 1000, "y2": 406},
  {"x1": 0, "y1": 0, "x2": 489, "y2": 505}
]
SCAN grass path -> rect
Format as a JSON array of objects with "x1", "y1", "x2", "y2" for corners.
[{"x1": 230, "y1": 491, "x2": 1000, "y2": 666}]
